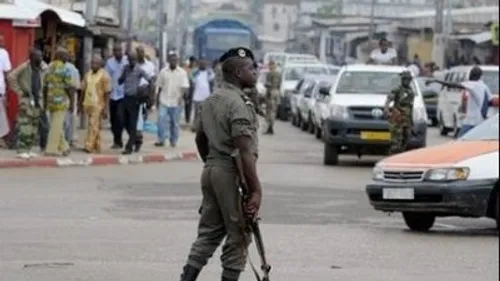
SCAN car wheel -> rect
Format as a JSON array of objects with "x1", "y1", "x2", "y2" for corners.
[
  {"x1": 495, "y1": 191, "x2": 500, "y2": 231},
  {"x1": 315, "y1": 125, "x2": 322, "y2": 139},
  {"x1": 291, "y1": 115, "x2": 297, "y2": 126},
  {"x1": 308, "y1": 117, "x2": 315, "y2": 134},
  {"x1": 323, "y1": 143, "x2": 339, "y2": 166},
  {"x1": 402, "y1": 212, "x2": 436, "y2": 232},
  {"x1": 431, "y1": 118, "x2": 438, "y2": 127},
  {"x1": 438, "y1": 112, "x2": 449, "y2": 136}
]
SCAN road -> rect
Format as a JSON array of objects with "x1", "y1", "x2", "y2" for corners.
[{"x1": 0, "y1": 121, "x2": 498, "y2": 281}]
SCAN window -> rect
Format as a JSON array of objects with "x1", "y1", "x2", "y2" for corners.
[
  {"x1": 206, "y1": 34, "x2": 251, "y2": 50},
  {"x1": 273, "y1": 23, "x2": 280, "y2": 31},
  {"x1": 283, "y1": 66, "x2": 328, "y2": 81},
  {"x1": 335, "y1": 71, "x2": 418, "y2": 95}
]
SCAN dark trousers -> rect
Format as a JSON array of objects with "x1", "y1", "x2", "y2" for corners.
[
  {"x1": 122, "y1": 96, "x2": 140, "y2": 151},
  {"x1": 38, "y1": 112, "x2": 49, "y2": 150},
  {"x1": 184, "y1": 99, "x2": 193, "y2": 124},
  {"x1": 109, "y1": 99, "x2": 124, "y2": 146}
]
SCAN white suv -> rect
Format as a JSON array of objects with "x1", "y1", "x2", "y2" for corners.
[{"x1": 322, "y1": 64, "x2": 428, "y2": 166}]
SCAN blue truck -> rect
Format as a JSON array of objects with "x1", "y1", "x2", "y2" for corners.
[{"x1": 193, "y1": 19, "x2": 260, "y2": 62}]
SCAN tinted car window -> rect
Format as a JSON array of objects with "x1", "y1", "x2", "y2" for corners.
[{"x1": 335, "y1": 71, "x2": 418, "y2": 95}]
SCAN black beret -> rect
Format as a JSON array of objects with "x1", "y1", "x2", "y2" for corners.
[{"x1": 219, "y1": 47, "x2": 255, "y2": 63}]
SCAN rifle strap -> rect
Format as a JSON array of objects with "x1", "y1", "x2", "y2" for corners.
[{"x1": 248, "y1": 255, "x2": 262, "y2": 281}]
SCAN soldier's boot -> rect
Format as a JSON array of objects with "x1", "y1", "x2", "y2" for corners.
[{"x1": 180, "y1": 264, "x2": 200, "y2": 281}]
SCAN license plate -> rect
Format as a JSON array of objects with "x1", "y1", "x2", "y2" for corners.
[
  {"x1": 360, "y1": 131, "x2": 390, "y2": 140},
  {"x1": 382, "y1": 188, "x2": 415, "y2": 200}
]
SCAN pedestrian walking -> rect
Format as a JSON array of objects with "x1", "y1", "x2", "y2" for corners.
[
  {"x1": 81, "y1": 55, "x2": 112, "y2": 153},
  {"x1": 154, "y1": 51, "x2": 189, "y2": 147},
  {"x1": 136, "y1": 46, "x2": 157, "y2": 152},
  {"x1": 426, "y1": 66, "x2": 498, "y2": 137},
  {"x1": 117, "y1": 52, "x2": 150, "y2": 155},
  {"x1": 64, "y1": 53, "x2": 80, "y2": 147},
  {"x1": 184, "y1": 56, "x2": 197, "y2": 124},
  {"x1": 105, "y1": 44, "x2": 128, "y2": 149},
  {"x1": 7, "y1": 48, "x2": 43, "y2": 159},
  {"x1": 384, "y1": 70, "x2": 415, "y2": 155},
  {"x1": 43, "y1": 48, "x2": 75, "y2": 157},
  {"x1": 190, "y1": 58, "x2": 214, "y2": 132},
  {"x1": 0, "y1": 34, "x2": 12, "y2": 140},
  {"x1": 263, "y1": 60, "x2": 281, "y2": 135},
  {"x1": 178, "y1": 47, "x2": 262, "y2": 281}
]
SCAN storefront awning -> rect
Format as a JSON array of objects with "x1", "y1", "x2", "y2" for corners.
[
  {"x1": 15, "y1": 0, "x2": 86, "y2": 27},
  {"x1": 451, "y1": 31, "x2": 492, "y2": 44},
  {"x1": 0, "y1": 3, "x2": 41, "y2": 21}
]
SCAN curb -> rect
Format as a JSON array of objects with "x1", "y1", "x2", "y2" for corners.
[{"x1": 0, "y1": 151, "x2": 199, "y2": 169}]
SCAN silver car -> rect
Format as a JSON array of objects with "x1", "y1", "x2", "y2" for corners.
[{"x1": 297, "y1": 75, "x2": 336, "y2": 134}]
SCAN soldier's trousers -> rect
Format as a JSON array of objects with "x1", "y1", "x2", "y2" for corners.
[
  {"x1": 265, "y1": 94, "x2": 279, "y2": 130},
  {"x1": 389, "y1": 124, "x2": 410, "y2": 155},
  {"x1": 187, "y1": 164, "x2": 250, "y2": 279},
  {"x1": 16, "y1": 104, "x2": 40, "y2": 153}
]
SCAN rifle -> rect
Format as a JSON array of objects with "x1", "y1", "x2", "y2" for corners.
[{"x1": 231, "y1": 149, "x2": 271, "y2": 281}]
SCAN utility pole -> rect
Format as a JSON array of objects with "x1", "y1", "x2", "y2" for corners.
[
  {"x1": 157, "y1": 0, "x2": 166, "y2": 69},
  {"x1": 368, "y1": 0, "x2": 376, "y2": 41},
  {"x1": 126, "y1": 0, "x2": 134, "y2": 52},
  {"x1": 432, "y1": 0, "x2": 445, "y2": 69},
  {"x1": 80, "y1": 0, "x2": 97, "y2": 129}
]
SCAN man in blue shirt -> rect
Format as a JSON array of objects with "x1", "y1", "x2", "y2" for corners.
[{"x1": 105, "y1": 44, "x2": 128, "y2": 149}]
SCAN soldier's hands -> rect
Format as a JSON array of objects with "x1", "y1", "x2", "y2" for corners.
[{"x1": 244, "y1": 192, "x2": 262, "y2": 218}]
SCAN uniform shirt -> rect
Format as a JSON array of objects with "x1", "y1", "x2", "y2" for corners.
[
  {"x1": 0, "y1": 47, "x2": 12, "y2": 95},
  {"x1": 105, "y1": 56, "x2": 128, "y2": 100},
  {"x1": 121, "y1": 65, "x2": 149, "y2": 97},
  {"x1": 155, "y1": 66, "x2": 189, "y2": 107},
  {"x1": 387, "y1": 85, "x2": 415, "y2": 125},
  {"x1": 370, "y1": 48, "x2": 397, "y2": 65},
  {"x1": 197, "y1": 82, "x2": 259, "y2": 165},
  {"x1": 461, "y1": 80, "x2": 493, "y2": 126}
]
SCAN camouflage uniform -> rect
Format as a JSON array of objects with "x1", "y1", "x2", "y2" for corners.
[
  {"x1": 387, "y1": 71, "x2": 414, "y2": 155},
  {"x1": 264, "y1": 69, "x2": 281, "y2": 134},
  {"x1": 186, "y1": 82, "x2": 259, "y2": 280},
  {"x1": 7, "y1": 62, "x2": 44, "y2": 153}
]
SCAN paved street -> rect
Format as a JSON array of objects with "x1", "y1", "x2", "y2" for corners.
[{"x1": 0, "y1": 121, "x2": 498, "y2": 281}]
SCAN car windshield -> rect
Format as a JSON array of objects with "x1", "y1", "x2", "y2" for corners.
[
  {"x1": 284, "y1": 66, "x2": 328, "y2": 81},
  {"x1": 459, "y1": 114, "x2": 499, "y2": 141},
  {"x1": 335, "y1": 71, "x2": 418, "y2": 94},
  {"x1": 482, "y1": 70, "x2": 499, "y2": 94}
]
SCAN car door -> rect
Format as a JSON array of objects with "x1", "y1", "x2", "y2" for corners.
[
  {"x1": 291, "y1": 79, "x2": 307, "y2": 116},
  {"x1": 314, "y1": 82, "x2": 332, "y2": 126}
]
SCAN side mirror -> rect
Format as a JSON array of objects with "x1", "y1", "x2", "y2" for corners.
[{"x1": 319, "y1": 87, "x2": 330, "y2": 96}]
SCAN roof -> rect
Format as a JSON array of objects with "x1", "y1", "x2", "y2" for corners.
[
  {"x1": 451, "y1": 31, "x2": 491, "y2": 44},
  {"x1": 341, "y1": 64, "x2": 411, "y2": 73},
  {"x1": 0, "y1": 3, "x2": 42, "y2": 21},
  {"x1": 15, "y1": 0, "x2": 86, "y2": 27},
  {"x1": 303, "y1": 74, "x2": 336, "y2": 82}
]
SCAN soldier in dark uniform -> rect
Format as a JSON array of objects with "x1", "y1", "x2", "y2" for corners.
[
  {"x1": 178, "y1": 47, "x2": 262, "y2": 281},
  {"x1": 264, "y1": 60, "x2": 281, "y2": 134},
  {"x1": 384, "y1": 70, "x2": 415, "y2": 155}
]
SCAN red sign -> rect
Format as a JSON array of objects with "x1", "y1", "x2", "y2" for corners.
[{"x1": 11, "y1": 18, "x2": 41, "y2": 28}]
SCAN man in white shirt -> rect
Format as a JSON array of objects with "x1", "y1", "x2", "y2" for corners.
[
  {"x1": 427, "y1": 66, "x2": 498, "y2": 137},
  {"x1": 368, "y1": 38, "x2": 397, "y2": 65},
  {"x1": 135, "y1": 46, "x2": 157, "y2": 151},
  {"x1": 0, "y1": 34, "x2": 12, "y2": 139},
  {"x1": 154, "y1": 51, "x2": 189, "y2": 147},
  {"x1": 190, "y1": 59, "x2": 214, "y2": 131}
]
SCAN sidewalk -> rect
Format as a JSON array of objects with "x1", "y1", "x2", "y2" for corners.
[{"x1": 0, "y1": 122, "x2": 199, "y2": 169}]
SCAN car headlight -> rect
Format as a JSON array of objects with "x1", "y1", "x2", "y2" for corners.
[
  {"x1": 329, "y1": 104, "x2": 349, "y2": 119},
  {"x1": 372, "y1": 166, "x2": 384, "y2": 181},
  {"x1": 425, "y1": 167, "x2": 469, "y2": 181},
  {"x1": 413, "y1": 106, "x2": 427, "y2": 124}
]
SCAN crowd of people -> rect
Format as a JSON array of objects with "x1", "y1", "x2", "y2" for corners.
[{"x1": 0, "y1": 35, "x2": 224, "y2": 159}]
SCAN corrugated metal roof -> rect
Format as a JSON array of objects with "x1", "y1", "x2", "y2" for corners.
[{"x1": 15, "y1": 0, "x2": 86, "y2": 27}]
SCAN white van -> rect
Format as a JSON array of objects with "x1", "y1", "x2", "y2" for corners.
[
  {"x1": 263, "y1": 52, "x2": 287, "y2": 67},
  {"x1": 263, "y1": 52, "x2": 319, "y2": 67},
  {"x1": 322, "y1": 64, "x2": 428, "y2": 165},
  {"x1": 437, "y1": 65, "x2": 499, "y2": 137}
]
